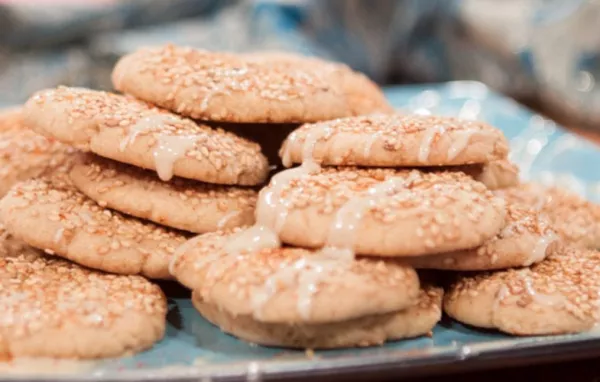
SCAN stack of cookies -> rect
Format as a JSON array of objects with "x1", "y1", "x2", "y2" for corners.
[{"x1": 0, "y1": 46, "x2": 393, "y2": 358}]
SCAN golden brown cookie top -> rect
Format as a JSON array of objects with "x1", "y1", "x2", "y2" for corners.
[{"x1": 24, "y1": 87, "x2": 269, "y2": 185}]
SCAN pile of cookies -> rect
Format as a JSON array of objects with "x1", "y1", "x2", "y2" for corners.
[{"x1": 1, "y1": 44, "x2": 600, "y2": 360}]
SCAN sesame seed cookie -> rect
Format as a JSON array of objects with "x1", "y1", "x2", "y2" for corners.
[
  {"x1": 407, "y1": 204, "x2": 559, "y2": 271},
  {"x1": 0, "y1": 178, "x2": 189, "y2": 279},
  {"x1": 191, "y1": 285, "x2": 441, "y2": 349},
  {"x1": 495, "y1": 183, "x2": 600, "y2": 249},
  {"x1": 0, "y1": 112, "x2": 75, "y2": 197},
  {"x1": 243, "y1": 51, "x2": 394, "y2": 116},
  {"x1": 444, "y1": 246, "x2": 600, "y2": 335},
  {"x1": 170, "y1": 228, "x2": 420, "y2": 324},
  {"x1": 23, "y1": 87, "x2": 269, "y2": 185},
  {"x1": 69, "y1": 154, "x2": 257, "y2": 233},
  {"x1": 0, "y1": 248, "x2": 166, "y2": 358},
  {"x1": 279, "y1": 114, "x2": 509, "y2": 168},
  {"x1": 112, "y1": 45, "x2": 389, "y2": 124},
  {"x1": 257, "y1": 167, "x2": 506, "y2": 257}
]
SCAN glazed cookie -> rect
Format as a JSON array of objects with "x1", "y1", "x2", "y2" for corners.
[
  {"x1": 23, "y1": 87, "x2": 268, "y2": 185},
  {"x1": 496, "y1": 183, "x2": 600, "y2": 249},
  {"x1": 444, "y1": 246, "x2": 600, "y2": 335},
  {"x1": 407, "y1": 204, "x2": 559, "y2": 271},
  {"x1": 0, "y1": 248, "x2": 166, "y2": 358},
  {"x1": 243, "y1": 51, "x2": 394, "y2": 116},
  {"x1": 112, "y1": 45, "x2": 388, "y2": 123},
  {"x1": 70, "y1": 154, "x2": 257, "y2": 233},
  {"x1": 0, "y1": 118, "x2": 75, "y2": 197},
  {"x1": 279, "y1": 114, "x2": 509, "y2": 167},
  {"x1": 256, "y1": 167, "x2": 506, "y2": 257},
  {"x1": 0, "y1": 177, "x2": 189, "y2": 279},
  {"x1": 192, "y1": 285, "x2": 442, "y2": 349},
  {"x1": 170, "y1": 229, "x2": 420, "y2": 324}
]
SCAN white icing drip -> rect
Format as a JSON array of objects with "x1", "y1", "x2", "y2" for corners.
[
  {"x1": 53, "y1": 227, "x2": 64, "y2": 244},
  {"x1": 119, "y1": 115, "x2": 176, "y2": 152},
  {"x1": 280, "y1": 132, "x2": 298, "y2": 168},
  {"x1": 447, "y1": 129, "x2": 476, "y2": 161},
  {"x1": 325, "y1": 175, "x2": 413, "y2": 255},
  {"x1": 216, "y1": 211, "x2": 241, "y2": 230},
  {"x1": 300, "y1": 125, "x2": 330, "y2": 170},
  {"x1": 524, "y1": 231, "x2": 557, "y2": 266},
  {"x1": 251, "y1": 252, "x2": 342, "y2": 320},
  {"x1": 363, "y1": 131, "x2": 382, "y2": 159},
  {"x1": 418, "y1": 125, "x2": 446, "y2": 163},
  {"x1": 223, "y1": 225, "x2": 280, "y2": 256},
  {"x1": 522, "y1": 276, "x2": 565, "y2": 307},
  {"x1": 153, "y1": 135, "x2": 197, "y2": 181}
]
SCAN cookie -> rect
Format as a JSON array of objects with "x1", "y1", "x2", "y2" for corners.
[
  {"x1": 69, "y1": 154, "x2": 257, "y2": 233},
  {"x1": 243, "y1": 51, "x2": 394, "y2": 116},
  {"x1": 256, "y1": 167, "x2": 505, "y2": 257},
  {"x1": 0, "y1": 247, "x2": 166, "y2": 358},
  {"x1": 407, "y1": 204, "x2": 559, "y2": 271},
  {"x1": 112, "y1": 45, "x2": 389, "y2": 123},
  {"x1": 496, "y1": 183, "x2": 600, "y2": 249},
  {"x1": 0, "y1": 177, "x2": 189, "y2": 279},
  {"x1": 279, "y1": 114, "x2": 509, "y2": 168},
  {"x1": 23, "y1": 87, "x2": 269, "y2": 185},
  {"x1": 0, "y1": 114, "x2": 75, "y2": 197},
  {"x1": 170, "y1": 228, "x2": 420, "y2": 324},
  {"x1": 444, "y1": 246, "x2": 600, "y2": 335},
  {"x1": 447, "y1": 159, "x2": 519, "y2": 190},
  {"x1": 192, "y1": 285, "x2": 441, "y2": 349}
]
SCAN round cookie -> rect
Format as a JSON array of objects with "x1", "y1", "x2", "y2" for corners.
[
  {"x1": 70, "y1": 154, "x2": 257, "y2": 233},
  {"x1": 23, "y1": 86, "x2": 269, "y2": 185},
  {"x1": 170, "y1": 228, "x2": 421, "y2": 324},
  {"x1": 192, "y1": 285, "x2": 442, "y2": 349},
  {"x1": 0, "y1": 248, "x2": 166, "y2": 358},
  {"x1": 444, "y1": 246, "x2": 600, "y2": 335},
  {"x1": 496, "y1": 183, "x2": 600, "y2": 249},
  {"x1": 112, "y1": 45, "x2": 388, "y2": 124},
  {"x1": 407, "y1": 204, "x2": 559, "y2": 271},
  {"x1": 0, "y1": 177, "x2": 189, "y2": 279},
  {"x1": 243, "y1": 51, "x2": 394, "y2": 116},
  {"x1": 0, "y1": 114, "x2": 75, "y2": 197},
  {"x1": 256, "y1": 167, "x2": 506, "y2": 257},
  {"x1": 279, "y1": 114, "x2": 509, "y2": 167}
]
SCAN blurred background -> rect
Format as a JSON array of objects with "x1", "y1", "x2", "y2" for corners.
[{"x1": 2, "y1": 0, "x2": 600, "y2": 130}]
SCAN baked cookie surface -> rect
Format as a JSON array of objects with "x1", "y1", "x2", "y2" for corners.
[
  {"x1": 23, "y1": 87, "x2": 269, "y2": 185},
  {"x1": 280, "y1": 114, "x2": 509, "y2": 167},
  {"x1": 70, "y1": 154, "x2": 257, "y2": 233},
  {"x1": 0, "y1": 244, "x2": 166, "y2": 358},
  {"x1": 170, "y1": 228, "x2": 420, "y2": 324},
  {"x1": 407, "y1": 204, "x2": 558, "y2": 271},
  {"x1": 496, "y1": 183, "x2": 600, "y2": 249},
  {"x1": 444, "y1": 246, "x2": 600, "y2": 335},
  {"x1": 112, "y1": 45, "x2": 390, "y2": 123},
  {"x1": 192, "y1": 285, "x2": 441, "y2": 349},
  {"x1": 0, "y1": 177, "x2": 189, "y2": 279},
  {"x1": 256, "y1": 167, "x2": 506, "y2": 257}
]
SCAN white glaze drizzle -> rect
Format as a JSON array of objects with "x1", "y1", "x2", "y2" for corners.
[
  {"x1": 153, "y1": 135, "x2": 197, "y2": 181},
  {"x1": 280, "y1": 131, "x2": 297, "y2": 168},
  {"x1": 119, "y1": 115, "x2": 176, "y2": 152},
  {"x1": 447, "y1": 129, "x2": 476, "y2": 161},
  {"x1": 363, "y1": 131, "x2": 382, "y2": 159},
  {"x1": 168, "y1": 234, "x2": 206, "y2": 276},
  {"x1": 418, "y1": 125, "x2": 446, "y2": 163},
  {"x1": 521, "y1": 276, "x2": 565, "y2": 307},
  {"x1": 524, "y1": 231, "x2": 557, "y2": 266},
  {"x1": 216, "y1": 210, "x2": 241, "y2": 230},
  {"x1": 223, "y1": 225, "x2": 280, "y2": 256},
  {"x1": 53, "y1": 227, "x2": 65, "y2": 244}
]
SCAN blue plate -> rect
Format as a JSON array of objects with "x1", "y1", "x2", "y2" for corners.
[{"x1": 5, "y1": 81, "x2": 600, "y2": 381}]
